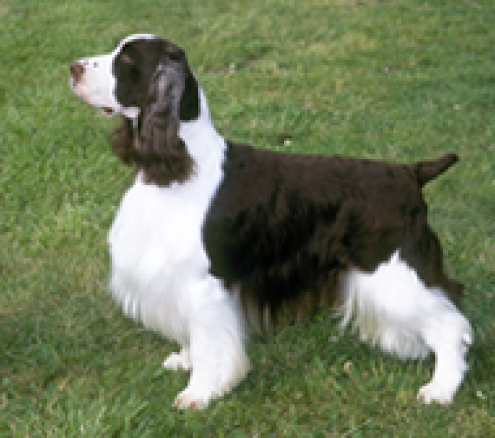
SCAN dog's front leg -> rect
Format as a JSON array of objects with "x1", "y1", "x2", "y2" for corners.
[
  {"x1": 173, "y1": 277, "x2": 250, "y2": 410},
  {"x1": 163, "y1": 348, "x2": 191, "y2": 371}
]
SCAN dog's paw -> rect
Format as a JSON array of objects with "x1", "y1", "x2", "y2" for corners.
[
  {"x1": 417, "y1": 381, "x2": 454, "y2": 405},
  {"x1": 173, "y1": 387, "x2": 211, "y2": 410},
  {"x1": 163, "y1": 350, "x2": 191, "y2": 372}
]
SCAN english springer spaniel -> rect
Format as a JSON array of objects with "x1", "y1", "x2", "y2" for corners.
[{"x1": 70, "y1": 34, "x2": 472, "y2": 409}]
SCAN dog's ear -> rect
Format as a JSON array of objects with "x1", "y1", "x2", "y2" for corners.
[
  {"x1": 138, "y1": 43, "x2": 195, "y2": 186},
  {"x1": 111, "y1": 115, "x2": 137, "y2": 167}
]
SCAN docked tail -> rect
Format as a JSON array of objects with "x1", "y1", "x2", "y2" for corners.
[{"x1": 412, "y1": 153, "x2": 459, "y2": 187}]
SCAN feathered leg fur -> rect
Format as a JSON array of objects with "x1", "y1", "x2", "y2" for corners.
[{"x1": 340, "y1": 250, "x2": 472, "y2": 404}]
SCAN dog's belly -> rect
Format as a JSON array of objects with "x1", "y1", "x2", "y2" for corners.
[{"x1": 107, "y1": 176, "x2": 212, "y2": 343}]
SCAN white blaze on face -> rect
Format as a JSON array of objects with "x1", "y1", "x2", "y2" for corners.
[
  {"x1": 70, "y1": 34, "x2": 156, "y2": 118},
  {"x1": 70, "y1": 53, "x2": 121, "y2": 115}
]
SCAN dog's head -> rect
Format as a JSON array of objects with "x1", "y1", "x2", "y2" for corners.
[
  {"x1": 70, "y1": 34, "x2": 199, "y2": 120},
  {"x1": 70, "y1": 34, "x2": 199, "y2": 186}
]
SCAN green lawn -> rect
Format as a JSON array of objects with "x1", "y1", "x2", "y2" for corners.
[{"x1": 1, "y1": 0, "x2": 494, "y2": 436}]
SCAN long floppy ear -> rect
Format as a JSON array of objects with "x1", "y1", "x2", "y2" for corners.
[
  {"x1": 111, "y1": 115, "x2": 138, "y2": 166},
  {"x1": 138, "y1": 43, "x2": 195, "y2": 186}
]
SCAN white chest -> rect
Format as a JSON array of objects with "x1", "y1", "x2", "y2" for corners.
[
  {"x1": 109, "y1": 177, "x2": 208, "y2": 270},
  {"x1": 106, "y1": 115, "x2": 227, "y2": 342},
  {"x1": 107, "y1": 170, "x2": 219, "y2": 342}
]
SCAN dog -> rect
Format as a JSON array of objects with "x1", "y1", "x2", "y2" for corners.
[{"x1": 70, "y1": 34, "x2": 472, "y2": 409}]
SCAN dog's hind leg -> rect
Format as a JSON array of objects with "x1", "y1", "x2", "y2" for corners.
[
  {"x1": 339, "y1": 250, "x2": 472, "y2": 404},
  {"x1": 416, "y1": 295, "x2": 472, "y2": 404}
]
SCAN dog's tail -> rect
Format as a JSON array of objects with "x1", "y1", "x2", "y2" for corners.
[{"x1": 411, "y1": 153, "x2": 459, "y2": 187}]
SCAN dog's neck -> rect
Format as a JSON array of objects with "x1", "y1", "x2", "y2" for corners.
[
  {"x1": 179, "y1": 86, "x2": 213, "y2": 140},
  {"x1": 178, "y1": 85, "x2": 227, "y2": 168}
]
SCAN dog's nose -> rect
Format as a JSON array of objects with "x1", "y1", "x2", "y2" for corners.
[{"x1": 70, "y1": 62, "x2": 85, "y2": 83}]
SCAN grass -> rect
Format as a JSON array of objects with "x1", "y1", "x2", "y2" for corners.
[{"x1": 1, "y1": 0, "x2": 494, "y2": 436}]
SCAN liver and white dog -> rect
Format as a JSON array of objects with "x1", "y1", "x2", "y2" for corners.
[{"x1": 70, "y1": 34, "x2": 472, "y2": 409}]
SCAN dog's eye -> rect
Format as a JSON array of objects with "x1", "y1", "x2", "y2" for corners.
[{"x1": 121, "y1": 53, "x2": 133, "y2": 64}]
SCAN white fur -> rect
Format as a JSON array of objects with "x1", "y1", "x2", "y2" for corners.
[
  {"x1": 108, "y1": 88, "x2": 249, "y2": 409},
  {"x1": 339, "y1": 251, "x2": 472, "y2": 404},
  {"x1": 70, "y1": 52, "x2": 120, "y2": 112},
  {"x1": 70, "y1": 34, "x2": 155, "y2": 118}
]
